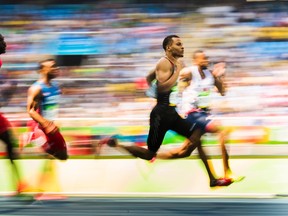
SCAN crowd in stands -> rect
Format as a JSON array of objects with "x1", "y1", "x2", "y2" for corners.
[{"x1": 1, "y1": 1, "x2": 288, "y2": 125}]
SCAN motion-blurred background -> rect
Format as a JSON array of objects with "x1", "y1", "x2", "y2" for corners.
[{"x1": 1, "y1": 0, "x2": 288, "y2": 158}]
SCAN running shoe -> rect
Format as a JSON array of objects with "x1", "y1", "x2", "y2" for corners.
[
  {"x1": 95, "y1": 136, "x2": 118, "y2": 156},
  {"x1": 98, "y1": 136, "x2": 117, "y2": 147},
  {"x1": 107, "y1": 137, "x2": 117, "y2": 147},
  {"x1": 210, "y1": 177, "x2": 233, "y2": 187}
]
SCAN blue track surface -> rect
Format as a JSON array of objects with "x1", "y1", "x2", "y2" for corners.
[{"x1": 1, "y1": 196, "x2": 288, "y2": 216}]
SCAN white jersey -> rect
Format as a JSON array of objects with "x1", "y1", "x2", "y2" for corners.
[{"x1": 179, "y1": 65, "x2": 215, "y2": 115}]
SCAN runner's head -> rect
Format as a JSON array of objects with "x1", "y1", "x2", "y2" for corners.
[
  {"x1": 162, "y1": 35, "x2": 184, "y2": 58},
  {"x1": 38, "y1": 59, "x2": 60, "y2": 79},
  {"x1": 193, "y1": 50, "x2": 209, "y2": 69}
]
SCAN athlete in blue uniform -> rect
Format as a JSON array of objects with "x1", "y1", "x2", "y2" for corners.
[{"x1": 22, "y1": 59, "x2": 68, "y2": 160}]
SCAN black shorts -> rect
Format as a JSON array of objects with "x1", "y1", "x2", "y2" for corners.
[
  {"x1": 147, "y1": 104, "x2": 196, "y2": 153},
  {"x1": 186, "y1": 110, "x2": 211, "y2": 133}
]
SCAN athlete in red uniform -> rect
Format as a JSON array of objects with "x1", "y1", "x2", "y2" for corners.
[{"x1": 0, "y1": 34, "x2": 24, "y2": 193}]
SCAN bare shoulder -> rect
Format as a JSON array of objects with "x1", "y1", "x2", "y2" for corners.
[
  {"x1": 156, "y1": 57, "x2": 172, "y2": 70},
  {"x1": 28, "y1": 83, "x2": 41, "y2": 96},
  {"x1": 155, "y1": 57, "x2": 175, "y2": 84}
]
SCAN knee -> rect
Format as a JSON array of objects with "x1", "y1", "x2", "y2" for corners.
[
  {"x1": 206, "y1": 121, "x2": 221, "y2": 133},
  {"x1": 53, "y1": 151, "x2": 69, "y2": 160},
  {"x1": 146, "y1": 151, "x2": 156, "y2": 161},
  {"x1": 146, "y1": 155, "x2": 155, "y2": 161}
]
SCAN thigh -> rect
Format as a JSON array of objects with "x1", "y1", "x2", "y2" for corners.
[
  {"x1": 0, "y1": 130, "x2": 13, "y2": 146},
  {"x1": 186, "y1": 111, "x2": 211, "y2": 132},
  {"x1": 46, "y1": 130, "x2": 67, "y2": 152},
  {"x1": 171, "y1": 113, "x2": 196, "y2": 138},
  {"x1": 45, "y1": 130, "x2": 68, "y2": 160},
  {"x1": 147, "y1": 108, "x2": 168, "y2": 153}
]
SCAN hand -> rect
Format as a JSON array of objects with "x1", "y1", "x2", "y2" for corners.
[
  {"x1": 212, "y1": 62, "x2": 226, "y2": 78},
  {"x1": 41, "y1": 120, "x2": 58, "y2": 134}
]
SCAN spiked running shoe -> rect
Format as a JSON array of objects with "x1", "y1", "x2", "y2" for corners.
[
  {"x1": 107, "y1": 137, "x2": 117, "y2": 147},
  {"x1": 210, "y1": 177, "x2": 233, "y2": 187},
  {"x1": 98, "y1": 136, "x2": 117, "y2": 147}
]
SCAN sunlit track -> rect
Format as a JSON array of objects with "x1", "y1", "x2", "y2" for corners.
[
  {"x1": 6, "y1": 116, "x2": 288, "y2": 121},
  {"x1": 0, "y1": 192, "x2": 280, "y2": 199}
]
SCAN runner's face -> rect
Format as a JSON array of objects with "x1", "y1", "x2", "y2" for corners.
[
  {"x1": 48, "y1": 62, "x2": 60, "y2": 79},
  {"x1": 169, "y1": 37, "x2": 184, "y2": 58},
  {"x1": 195, "y1": 53, "x2": 209, "y2": 69},
  {"x1": 43, "y1": 61, "x2": 60, "y2": 79}
]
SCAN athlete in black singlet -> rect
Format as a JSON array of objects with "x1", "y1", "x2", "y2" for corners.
[{"x1": 106, "y1": 35, "x2": 232, "y2": 187}]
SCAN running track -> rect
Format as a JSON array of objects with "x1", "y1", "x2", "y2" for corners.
[{"x1": 1, "y1": 196, "x2": 288, "y2": 216}]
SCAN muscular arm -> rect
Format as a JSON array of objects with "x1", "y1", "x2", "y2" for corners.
[
  {"x1": 27, "y1": 85, "x2": 46, "y2": 125},
  {"x1": 156, "y1": 58, "x2": 180, "y2": 93},
  {"x1": 214, "y1": 76, "x2": 226, "y2": 96}
]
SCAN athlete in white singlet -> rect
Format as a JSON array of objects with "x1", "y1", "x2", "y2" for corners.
[{"x1": 177, "y1": 50, "x2": 243, "y2": 181}]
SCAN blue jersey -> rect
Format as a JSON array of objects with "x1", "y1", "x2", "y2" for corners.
[{"x1": 32, "y1": 81, "x2": 61, "y2": 120}]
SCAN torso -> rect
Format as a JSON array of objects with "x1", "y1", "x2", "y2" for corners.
[
  {"x1": 156, "y1": 57, "x2": 179, "y2": 106},
  {"x1": 33, "y1": 81, "x2": 61, "y2": 120},
  {"x1": 180, "y1": 66, "x2": 215, "y2": 114}
]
